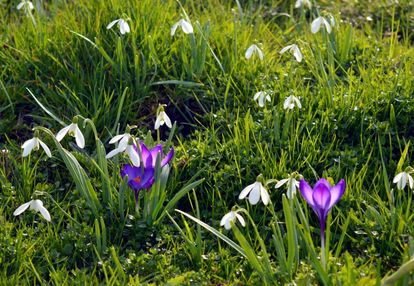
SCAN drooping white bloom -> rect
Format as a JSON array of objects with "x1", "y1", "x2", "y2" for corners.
[
  {"x1": 171, "y1": 19, "x2": 194, "y2": 36},
  {"x1": 275, "y1": 175, "x2": 300, "y2": 199},
  {"x1": 107, "y1": 18, "x2": 130, "y2": 34},
  {"x1": 155, "y1": 111, "x2": 172, "y2": 130},
  {"x1": 245, "y1": 44, "x2": 264, "y2": 60},
  {"x1": 17, "y1": 0, "x2": 34, "y2": 10},
  {"x1": 393, "y1": 171, "x2": 414, "y2": 190},
  {"x1": 254, "y1": 91, "x2": 271, "y2": 107},
  {"x1": 283, "y1": 95, "x2": 302, "y2": 110},
  {"x1": 13, "y1": 199, "x2": 51, "y2": 221},
  {"x1": 22, "y1": 136, "x2": 51, "y2": 158},
  {"x1": 295, "y1": 0, "x2": 312, "y2": 9},
  {"x1": 280, "y1": 44, "x2": 303, "y2": 63},
  {"x1": 56, "y1": 122, "x2": 85, "y2": 148},
  {"x1": 106, "y1": 139, "x2": 140, "y2": 167},
  {"x1": 220, "y1": 210, "x2": 246, "y2": 230},
  {"x1": 239, "y1": 181, "x2": 270, "y2": 205},
  {"x1": 108, "y1": 132, "x2": 132, "y2": 151},
  {"x1": 311, "y1": 16, "x2": 332, "y2": 34}
]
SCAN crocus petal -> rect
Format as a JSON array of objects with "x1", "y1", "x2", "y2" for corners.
[
  {"x1": 312, "y1": 183, "x2": 331, "y2": 212},
  {"x1": 180, "y1": 19, "x2": 193, "y2": 34},
  {"x1": 139, "y1": 142, "x2": 152, "y2": 167},
  {"x1": 328, "y1": 179, "x2": 345, "y2": 209},
  {"x1": 75, "y1": 126, "x2": 85, "y2": 148},
  {"x1": 239, "y1": 182, "x2": 255, "y2": 200},
  {"x1": 28, "y1": 1, "x2": 34, "y2": 9},
  {"x1": 56, "y1": 125, "x2": 71, "y2": 142},
  {"x1": 149, "y1": 144, "x2": 163, "y2": 166},
  {"x1": 38, "y1": 205, "x2": 51, "y2": 221},
  {"x1": 248, "y1": 183, "x2": 261, "y2": 205},
  {"x1": 260, "y1": 184, "x2": 270, "y2": 205},
  {"x1": 311, "y1": 17, "x2": 322, "y2": 34},
  {"x1": 39, "y1": 139, "x2": 52, "y2": 158},
  {"x1": 299, "y1": 179, "x2": 315, "y2": 207},
  {"x1": 22, "y1": 138, "x2": 37, "y2": 157},
  {"x1": 107, "y1": 19, "x2": 120, "y2": 30},
  {"x1": 266, "y1": 95, "x2": 271, "y2": 102},
  {"x1": 13, "y1": 201, "x2": 31, "y2": 216},
  {"x1": 17, "y1": 2, "x2": 24, "y2": 9},
  {"x1": 109, "y1": 134, "x2": 124, "y2": 144},
  {"x1": 161, "y1": 147, "x2": 174, "y2": 167},
  {"x1": 292, "y1": 45, "x2": 302, "y2": 62},
  {"x1": 294, "y1": 0, "x2": 301, "y2": 8},
  {"x1": 254, "y1": 92, "x2": 262, "y2": 101},
  {"x1": 235, "y1": 213, "x2": 246, "y2": 227},
  {"x1": 314, "y1": 178, "x2": 331, "y2": 190},
  {"x1": 170, "y1": 22, "x2": 179, "y2": 36}
]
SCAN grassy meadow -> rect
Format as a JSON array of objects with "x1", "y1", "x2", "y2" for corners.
[{"x1": 1, "y1": 0, "x2": 414, "y2": 284}]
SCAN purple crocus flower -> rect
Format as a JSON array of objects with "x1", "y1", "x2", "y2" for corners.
[
  {"x1": 138, "y1": 141, "x2": 174, "y2": 169},
  {"x1": 121, "y1": 142, "x2": 174, "y2": 204},
  {"x1": 299, "y1": 178, "x2": 346, "y2": 243}
]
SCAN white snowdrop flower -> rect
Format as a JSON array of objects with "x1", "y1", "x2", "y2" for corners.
[
  {"x1": 295, "y1": 0, "x2": 312, "y2": 9},
  {"x1": 220, "y1": 210, "x2": 246, "y2": 230},
  {"x1": 245, "y1": 44, "x2": 264, "y2": 60},
  {"x1": 17, "y1": 0, "x2": 34, "y2": 11},
  {"x1": 393, "y1": 171, "x2": 414, "y2": 190},
  {"x1": 311, "y1": 16, "x2": 332, "y2": 34},
  {"x1": 13, "y1": 199, "x2": 51, "y2": 221},
  {"x1": 171, "y1": 19, "x2": 194, "y2": 36},
  {"x1": 56, "y1": 120, "x2": 85, "y2": 149},
  {"x1": 106, "y1": 138, "x2": 140, "y2": 167},
  {"x1": 275, "y1": 175, "x2": 300, "y2": 199},
  {"x1": 107, "y1": 18, "x2": 130, "y2": 34},
  {"x1": 22, "y1": 136, "x2": 51, "y2": 158},
  {"x1": 239, "y1": 180, "x2": 270, "y2": 206},
  {"x1": 254, "y1": 91, "x2": 271, "y2": 108},
  {"x1": 283, "y1": 95, "x2": 302, "y2": 110},
  {"x1": 280, "y1": 44, "x2": 303, "y2": 63},
  {"x1": 155, "y1": 111, "x2": 172, "y2": 130}
]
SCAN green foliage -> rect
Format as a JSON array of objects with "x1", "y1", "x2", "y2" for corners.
[{"x1": 1, "y1": 0, "x2": 414, "y2": 284}]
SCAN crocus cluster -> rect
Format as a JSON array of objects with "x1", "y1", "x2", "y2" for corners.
[{"x1": 121, "y1": 142, "x2": 174, "y2": 204}]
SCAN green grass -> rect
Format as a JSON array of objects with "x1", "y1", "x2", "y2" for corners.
[{"x1": 1, "y1": 0, "x2": 414, "y2": 284}]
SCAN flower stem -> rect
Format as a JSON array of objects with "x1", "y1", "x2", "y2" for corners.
[{"x1": 321, "y1": 229, "x2": 326, "y2": 270}]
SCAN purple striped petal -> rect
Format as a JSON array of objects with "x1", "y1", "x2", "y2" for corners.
[
  {"x1": 161, "y1": 147, "x2": 174, "y2": 167},
  {"x1": 150, "y1": 144, "x2": 163, "y2": 166},
  {"x1": 328, "y1": 179, "x2": 346, "y2": 209},
  {"x1": 314, "y1": 178, "x2": 331, "y2": 190},
  {"x1": 299, "y1": 179, "x2": 315, "y2": 207},
  {"x1": 312, "y1": 183, "x2": 331, "y2": 211}
]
